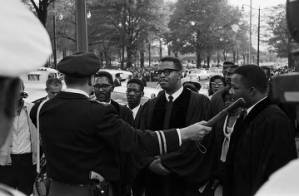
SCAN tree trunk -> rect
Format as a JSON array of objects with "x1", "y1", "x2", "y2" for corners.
[
  {"x1": 168, "y1": 44, "x2": 171, "y2": 56},
  {"x1": 233, "y1": 50, "x2": 236, "y2": 64},
  {"x1": 159, "y1": 39, "x2": 163, "y2": 59},
  {"x1": 196, "y1": 48, "x2": 201, "y2": 68},
  {"x1": 126, "y1": 45, "x2": 133, "y2": 68},
  {"x1": 217, "y1": 51, "x2": 220, "y2": 65},
  {"x1": 207, "y1": 55, "x2": 211, "y2": 68},
  {"x1": 140, "y1": 45, "x2": 145, "y2": 68},
  {"x1": 148, "y1": 41, "x2": 151, "y2": 67},
  {"x1": 222, "y1": 50, "x2": 227, "y2": 61}
]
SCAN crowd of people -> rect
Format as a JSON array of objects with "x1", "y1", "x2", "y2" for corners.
[
  {"x1": 1, "y1": 53, "x2": 298, "y2": 196},
  {"x1": 0, "y1": 1, "x2": 298, "y2": 196}
]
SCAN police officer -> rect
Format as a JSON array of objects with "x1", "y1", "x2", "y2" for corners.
[{"x1": 36, "y1": 52, "x2": 212, "y2": 196}]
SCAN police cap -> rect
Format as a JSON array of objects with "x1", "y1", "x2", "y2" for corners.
[{"x1": 57, "y1": 52, "x2": 100, "y2": 77}]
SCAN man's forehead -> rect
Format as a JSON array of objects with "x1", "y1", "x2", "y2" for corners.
[
  {"x1": 95, "y1": 76, "x2": 110, "y2": 84},
  {"x1": 48, "y1": 85, "x2": 62, "y2": 90},
  {"x1": 127, "y1": 83, "x2": 140, "y2": 89},
  {"x1": 158, "y1": 61, "x2": 177, "y2": 70}
]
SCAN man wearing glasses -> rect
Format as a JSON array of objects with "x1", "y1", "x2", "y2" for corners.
[
  {"x1": 93, "y1": 71, "x2": 134, "y2": 125},
  {"x1": 135, "y1": 57, "x2": 215, "y2": 196},
  {"x1": 94, "y1": 71, "x2": 135, "y2": 196}
]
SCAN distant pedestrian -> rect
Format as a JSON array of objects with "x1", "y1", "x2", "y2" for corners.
[
  {"x1": 114, "y1": 73, "x2": 122, "y2": 87},
  {"x1": 208, "y1": 75, "x2": 225, "y2": 97}
]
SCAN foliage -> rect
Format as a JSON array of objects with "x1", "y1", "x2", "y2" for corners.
[{"x1": 166, "y1": 0, "x2": 247, "y2": 67}]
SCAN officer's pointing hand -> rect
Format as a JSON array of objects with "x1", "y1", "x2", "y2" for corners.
[{"x1": 180, "y1": 121, "x2": 211, "y2": 142}]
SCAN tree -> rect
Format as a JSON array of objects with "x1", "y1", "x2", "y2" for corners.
[
  {"x1": 24, "y1": 0, "x2": 55, "y2": 26},
  {"x1": 167, "y1": 0, "x2": 243, "y2": 67},
  {"x1": 267, "y1": 4, "x2": 298, "y2": 67}
]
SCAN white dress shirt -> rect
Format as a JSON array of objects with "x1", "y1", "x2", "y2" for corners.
[
  {"x1": 131, "y1": 104, "x2": 141, "y2": 119},
  {"x1": 12, "y1": 108, "x2": 31, "y2": 154},
  {"x1": 165, "y1": 86, "x2": 184, "y2": 102}
]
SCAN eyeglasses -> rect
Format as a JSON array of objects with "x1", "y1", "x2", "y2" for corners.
[
  {"x1": 157, "y1": 69, "x2": 178, "y2": 76},
  {"x1": 94, "y1": 84, "x2": 112, "y2": 90},
  {"x1": 211, "y1": 82, "x2": 224, "y2": 87}
]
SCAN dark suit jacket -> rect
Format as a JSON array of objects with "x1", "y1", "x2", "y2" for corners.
[
  {"x1": 111, "y1": 99, "x2": 134, "y2": 125},
  {"x1": 224, "y1": 97, "x2": 297, "y2": 196},
  {"x1": 35, "y1": 92, "x2": 180, "y2": 185}
]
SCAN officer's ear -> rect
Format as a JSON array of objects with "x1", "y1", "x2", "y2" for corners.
[{"x1": 88, "y1": 75, "x2": 95, "y2": 86}]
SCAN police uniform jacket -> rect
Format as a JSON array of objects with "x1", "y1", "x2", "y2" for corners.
[{"x1": 38, "y1": 91, "x2": 180, "y2": 185}]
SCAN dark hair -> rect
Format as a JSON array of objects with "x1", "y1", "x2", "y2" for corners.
[
  {"x1": 223, "y1": 61, "x2": 234, "y2": 66},
  {"x1": 229, "y1": 65, "x2": 239, "y2": 70},
  {"x1": 127, "y1": 78, "x2": 144, "y2": 92},
  {"x1": 234, "y1": 64, "x2": 268, "y2": 93},
  {"x1": 95, "y1": 71, "x2": 113, "y2": 85},
  {"x1": 64, "y1": 75, "x2": 89, "y2": 86},
  {"x1": 46, "y1": 78, "x2": 62, "y2": 88},
  {"x1": 160, "y1": 56, "x2": 183, "y2": 71},
  {"x1": 208, "y1": 75, "x2": 225, "y2": 96}
]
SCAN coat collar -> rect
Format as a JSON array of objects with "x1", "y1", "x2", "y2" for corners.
[{"x1": 56, "y1": 91, "x2": 89, "y2": 100}]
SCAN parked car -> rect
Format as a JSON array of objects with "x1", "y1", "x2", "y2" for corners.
[
  {"x1": 187, "y1": 69, "x2": 211, "y2": 81},
  {"x1": 99, "y1": 69, "x2": 133, "y2": 82},
  {"x1": 112, "y1": 85, "x2": 160, "y2": 105}
]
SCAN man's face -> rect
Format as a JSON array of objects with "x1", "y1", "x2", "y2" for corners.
[
  {"x1": 211, "y1": 78, "x2": 225, "y2": 94},
  {"x1": 157, "y1": 61, "x2": 181, "y2": 92},
  {"x1": 126, "y1": 83, "x2": 143, "y2": 109},
  {"x1": 94, "y1": 76, "x2": 113, "y2": 102},
  {"x1": 225, "y1": 67, "x2": 238, "y2": 86},
  {"x1": 222, "y1": 64, "x2": 232, "y2": 80},
  {"x1": 230, "y1": 74, "x2": 251, "y2": 107},
  {"x1": 46, "y1": 84, "x2": 62, "y2": 99}
]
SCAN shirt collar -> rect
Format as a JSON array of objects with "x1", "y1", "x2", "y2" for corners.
[
  {"x1": 63, "y1": 88, "x2": 89, "y2": 98},
  {"x1": 165, "y1": 86, "x2": 184, "y2": 102},
  {"x1": 100, "y1": 100, "x2": 111, "y2": 105},
  {"x1": 131, "y1": 104, "x2": 141, "y2": 119},
  {"x1": 246, "y1": 96, "x2": 267, "y2": 115}
]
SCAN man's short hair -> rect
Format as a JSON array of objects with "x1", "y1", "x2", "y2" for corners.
[
  {"x1": 160, "y1": 57, "x2": 183, "y2": 71},
  {"x1": 127, "y1": 78, "x2": 144, "y2": 92},
  {"x1": 234, "y1": 64, "x2": 268, "y2": 93},
  {"x1": 64, "y1": 75, "x2": 89, "y2": 86},
  {"x1": 95, "y1": 71, "x2": 113, "y2": 85},
  {"x1": 223, "y1": 61, "x2": 234, "y2": 66},
  {"x1": 46, "y1": 78, "x2": 62, "y2": 88}
]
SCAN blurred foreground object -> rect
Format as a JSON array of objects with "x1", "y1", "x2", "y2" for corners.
[
  {"x1": 0, "y1": 0, "x2": 51, "y2": 146},
  {"x1": 287, "y1": 0, "x2": 299, "y2": 43},
  {"x1": 0, "y1": 0, "x2": 52, "y2": 77},
  {"x1": 0, "y1": 0, "x2": 51, "y2": 194}
]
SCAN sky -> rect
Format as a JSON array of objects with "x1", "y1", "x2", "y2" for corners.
[{"x1": 228, "y1": 0, "x2": 285, "y2": 8}]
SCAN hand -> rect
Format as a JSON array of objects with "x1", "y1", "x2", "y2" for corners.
[
  {"x1": 148, "y1": 157, "x2": 170, "y2": 175},
  {"x1": 180, "y1": 121, "x2": 212, "y2": 142}
]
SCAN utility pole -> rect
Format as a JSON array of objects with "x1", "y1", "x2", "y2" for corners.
[
  {"x1": 52, "y1": 1, "x2": 57, "y2": 68},
  {"x1": 257, "y1": 7, "x2": 260, "y2": 66},
  {"x1": 75, "y1": 0, "x2": 88, "y2": 52},
  {"x1": 249, "y1": 0, "x2": 252, "y2": 64}
]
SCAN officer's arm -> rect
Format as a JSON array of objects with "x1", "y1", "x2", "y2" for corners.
[{"x1": 94, "y1": 105, "x2": 211, "y2": 156}]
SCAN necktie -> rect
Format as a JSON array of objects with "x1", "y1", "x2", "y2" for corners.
[{"x1": 163, "y1": 95, "x2": 173, "y2": 129}]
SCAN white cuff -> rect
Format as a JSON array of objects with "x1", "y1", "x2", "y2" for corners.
[{"x1": 176, "y1": 128, "x2": 182, "y2": 146}]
